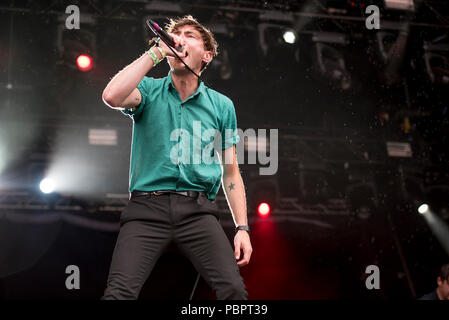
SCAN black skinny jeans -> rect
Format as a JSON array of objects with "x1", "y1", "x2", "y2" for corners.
[{"x1": 102, "y1": 192, "x2": 248, "y2": 300}]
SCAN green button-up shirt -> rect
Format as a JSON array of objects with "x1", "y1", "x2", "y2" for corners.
[{"x1": 121, "y1": 71, "x2": 240, "y2": 200}]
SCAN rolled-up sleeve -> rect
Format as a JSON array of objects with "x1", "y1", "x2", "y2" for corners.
[
  {"x1": 220, "y1": 98, "x2": 240, "y2": 150},
  {"x1": 121, "y1": 76, "x2": 153, "y2": 121}
]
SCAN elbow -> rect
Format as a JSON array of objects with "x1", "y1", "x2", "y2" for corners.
[
  {"x1": 102, "y1": 90, "x2": 120, "y2": 108},
  {"x1": 222, "y1": 166, "x2": 239, "y2": 180},
  {"x1": 222, "y1": 160, "x2": 240, "y2": 178}
]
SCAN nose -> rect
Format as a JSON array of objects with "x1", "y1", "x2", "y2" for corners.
[{"x1": 180, "y1": 35, "x2": 187, "y2": 46}]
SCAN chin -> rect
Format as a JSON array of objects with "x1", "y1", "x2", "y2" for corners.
[{"x1": 173, "y1": 64, "x2": 192, "y2": 73}]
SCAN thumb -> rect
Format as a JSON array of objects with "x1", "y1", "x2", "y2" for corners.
[{"x1": 234, "y1": 241, "x2": 241, "y2": 259}]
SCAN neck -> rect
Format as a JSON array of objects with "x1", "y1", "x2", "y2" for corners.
[
  {"x1": 170, "y1": 69, "x2": 200, "y2": 100},
  {"x1": 436, "y1": 287, "x2": 443, "y2": 300}
]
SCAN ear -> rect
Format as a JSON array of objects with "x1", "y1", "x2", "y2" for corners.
[
  {"x1": 437, "y1": 276, "x2": 442, "y2": 286},
  {"x1": 202, "y1": 51, "x2": 213, "y2": 65}
]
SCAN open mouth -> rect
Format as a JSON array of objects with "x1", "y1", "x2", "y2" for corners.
[{"x1": 176, "y1": 51, "x2": 188, "y2": 62}]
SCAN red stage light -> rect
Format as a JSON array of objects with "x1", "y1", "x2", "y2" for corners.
[
  {"x1": 76, "y1": 54, "x2": 93, "y2": 71},
  {"x1": 257, "y1": 202, "x2": 271, "y2": 217}
]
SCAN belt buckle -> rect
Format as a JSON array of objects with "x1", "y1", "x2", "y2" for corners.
[{"x1": 152, "y1": 191, "x2": 164, "y2": 196}]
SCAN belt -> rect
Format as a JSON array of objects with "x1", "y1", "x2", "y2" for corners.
[{"x1": 130, "y1": 190, "x2": 205, "y2": 200}]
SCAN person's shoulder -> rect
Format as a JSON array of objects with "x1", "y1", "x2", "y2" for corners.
[
  {"x1": 138, "y1": 75, "x2": 167, "y2": 97},
  {"x1": 203, "y1": 86, "x2": 234, "y2": 109},
  {"x1": 141, "y1": 75, "x2": 165, "y2": 86},
  {"x1": 417, "y1": 290, "x2": 439, "y2": 300}
]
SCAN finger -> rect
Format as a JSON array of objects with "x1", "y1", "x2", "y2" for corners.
[
  {"x1": 237, "y1": 254, "x2": 247, "y2": 265},
  {"x1": 168, "y1": 32, "x2": 177, "y2": 43},
  {"x1": 234, "y1": 241, "x2": 241, "y2": 260},
  {"x1": 240, "y1": 244, "x2": 252, "y2": 265},
  {"x1": 149, "y1": 37, "x2": 158, "y2": 46},
  {"x1": 243, "y1": 247, "x2": 252, "y2": 262},
  {"x1": 237, "y1": 258, "x2": 248, "y2": 267}
]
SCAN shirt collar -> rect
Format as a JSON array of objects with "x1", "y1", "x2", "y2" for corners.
[{"x1": 165, "y1": 71, "x2": 205, "y2": 98}]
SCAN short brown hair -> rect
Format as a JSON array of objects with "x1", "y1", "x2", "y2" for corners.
[
  {"x1": 165, "y1": 15, "x2": 218, "y2": 72},
  {"x1": 439, "y1": 263, "x2": 449, "y2": 281}
]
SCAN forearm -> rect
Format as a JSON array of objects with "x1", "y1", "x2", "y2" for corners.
[
  {"x1": 102, "y1": 48, "x2": 159, "y2": 107},
  {"x1": 222, "y1": 171, "x2": 248, "y2": 227}
]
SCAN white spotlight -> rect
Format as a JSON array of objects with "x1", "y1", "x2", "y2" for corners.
[
  {"x1": 283, "y1": 30, "x2": 296, "y2": 44},
  {"x1": 418, "y1": 204, "x2": 429, "y2": 214},
  {"x1": 40, "y1": 178, "x2": 55, "y2": 194}
]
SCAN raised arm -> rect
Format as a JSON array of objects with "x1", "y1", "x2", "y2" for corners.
[
  {"x1": 102, "y1": 35, "x2": 187, "y2": 111},
  {"x1": 102, "y1": 49, "x2": 157, "y2": 111}
]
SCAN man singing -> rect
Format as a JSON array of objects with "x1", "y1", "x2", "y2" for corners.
[{"x1": 101, "y1": 15, "x2": 252, "y2": 300}]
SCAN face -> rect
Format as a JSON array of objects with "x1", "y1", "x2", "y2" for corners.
[
  {"x1": 437, "y1": 277, "x2": 449, "y2": 300},
  {"x1": 167, "y1": 25, "x2": 212, "y2": 74}
]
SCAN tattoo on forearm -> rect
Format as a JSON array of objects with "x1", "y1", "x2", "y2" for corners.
[{"x1": 228, "y1": 182, "x2": 235, "y2": 191}]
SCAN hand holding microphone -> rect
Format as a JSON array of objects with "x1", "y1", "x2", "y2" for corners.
[
  {"x1": 146, "y1": 18, "x2": 200, "y2": 78},
  {"x1": 147, "y1": 19, "x2": 188, "y2": 59},
  {"x1": 156, "y1": 34, "x2": 188, "y2": 59}
]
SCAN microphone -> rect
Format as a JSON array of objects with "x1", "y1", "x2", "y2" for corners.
[{"x1": 148, "y1": 19, "x2": 184, "y2": 53}]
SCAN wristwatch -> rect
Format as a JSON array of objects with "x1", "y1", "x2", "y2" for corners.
[{"x1": 235, "y1": 225, "x2": 250, "y2": 235}]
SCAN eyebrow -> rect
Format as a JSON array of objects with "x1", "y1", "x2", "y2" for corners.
[{"x1": 174, "y1": 29, "x2": 200, "y2": 37}]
